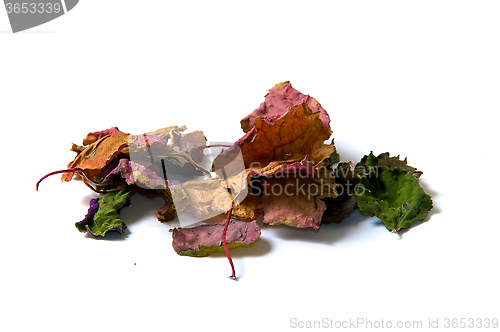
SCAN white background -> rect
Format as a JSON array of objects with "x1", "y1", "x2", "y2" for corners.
[{"x1": 1, "y1": 1, "x2": 499, "y2": 331}]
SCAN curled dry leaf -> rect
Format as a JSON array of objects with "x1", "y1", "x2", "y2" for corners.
[
  {"x1": 228, "y1": 156, "x2": 337, "y2": 229},
  {"x1": 213, "y1": 103, "x2": 335, "y2": 174},
  {"x1": 75, "y1": 187, "x2": 131, "y2": 238},
  {"x1": 101, "y1": 159, "x2": 167, "y2": 190},
  {"x1": 62, "y1": 134, "x2": 130, "y2": 182},
  {"x1": 211, "y1": 82, "x2": 338, "y2": 229},
  {"x1": 82, "y1": 127, "x2": 129, "y2": 146},
  {"x1": 171, "y1": 219, "x2": 261, "y2": 257},
  {"x1": 240, "y1": 81, "x2": 330, "y2": 133},
  {"x1": 127, "y1": 132, "x2": 208, "y2": 177}
]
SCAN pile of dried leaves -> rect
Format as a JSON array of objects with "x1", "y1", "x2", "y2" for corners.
[{"x1": 37, "y1": 81, "x2": 433, "y2": 280}]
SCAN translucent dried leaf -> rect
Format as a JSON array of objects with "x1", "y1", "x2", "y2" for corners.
[{"x1": 128, "y1": 132, "x2": 208, "y2": 177}]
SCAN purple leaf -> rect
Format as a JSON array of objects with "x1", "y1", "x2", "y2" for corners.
[{"x1": 171, "y1": 219, "x2": 261, "y2": 256}]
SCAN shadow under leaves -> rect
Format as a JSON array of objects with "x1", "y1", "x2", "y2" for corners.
[{"x1": 268, "y1": 209, "x2": 371, "y2": 245}]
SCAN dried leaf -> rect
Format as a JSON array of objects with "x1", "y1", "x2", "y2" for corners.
[
  {"x1": 62, "y1": 134, "x2": 129, "y2": 182},
  {"x1": 329, "y1": 150, "x2": 340, "y2": 164},
  {"x1": 213, "y1": 103, "x2": 335, "y2": 174},
  {"x1": 155, "y1": 180, "x2": 187, "y2": 222},
  {"x1": 355, "y1": 166, "x2": 433, "y2": 231},
  {"x1": 260, "y1": 175, "x2": 328, "y2": 229},
  {"x1": 240, "y1": 81, "x2": 330, "y2": 133},
  {"x1": 356, "y1": 151, "x2": 423, "y2": 178},
  {"x1": 168, "y1": 177, "x2": 233, "y2": 219},
  {"x1": 209, "y1": 82, "x2": 337, "y2": 229},
  {"x1": 238, "y1": 158, "x2": 337, "y2": 229},
  {"x1": 232, "y1": 193, "x2": 263, "y2": 222},
  {"x1": 100, "y1": 159, "x2": 167, "y2": 190},
  {"x1": 82, "y1": 127, "x2": 128, "y2": 146},
  {"x1": 128, "y1": 132, "x2": 208, "y2": 177},
  {"x1": 142, "y1": 125, "x2": 207, "y2": 163},
  {"x1": 321, "y1": 162, "x2": 359, "y2": 224},
  {"x1": 75, "y1": 187, "x2": 131, "y2": 238},
  {"x1": 171, "y1": 219, "x2": 261, "y2": 257}
]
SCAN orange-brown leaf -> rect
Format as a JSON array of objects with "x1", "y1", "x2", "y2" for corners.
[
  {"x1": 62, "y1": 135, "x2": 129, "y2": 182},
  {"x1": 213, "y1": 103, "x2": 335, "y2": 175}
]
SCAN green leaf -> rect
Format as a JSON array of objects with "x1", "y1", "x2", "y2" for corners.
[
  {"x1": 355, "y1": 166, "x2": 432, "y2": 232},
  {"x1": 356, "y1": 151, "x2": 423, "y2": 178},
  {"x1": 329, "y1": 150, "x2": 340, "y2": 164},
  {"x1": 76, "y1": 187, "x2": 131, "y2": 237}
]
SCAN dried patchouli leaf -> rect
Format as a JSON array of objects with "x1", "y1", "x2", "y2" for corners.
[
  {"x1": 100, "y1": 159, "x2": 167, "y2": 190},
  {"x1": 321, "y1": 162, "x2": 359, "y2": 224},
  {"x1": 76, "y1": 187, "x2": 131, "y2": 238},
  {"x1": 254, "y1": 155, "x2": 318, "y2": 177},
  {"x1": 232, "y1": 193, "x2": 263, "y2": 222},
  {"x1": 155, "y1": 195, "x2": 177, "y2": 223},
  {"x1": 355, "y1": 165, "x2": 433, "y2": 232},
  {"x1": 77, "y1": 198, "x2": 100, "y2": 230},
  {"x1": 230, "y1": 156, "x2": 337, "y2": 229},
  {"x1": 209, "y1": 81, "x2": 337, "y2": 229},
  {"x1": 171, "y1": 219, "x2": 261, "y2": 257},
  {"x1": 258, "y1": 157, "x2": 336, "y2": 229},
  {"x1": 142, "y1": 125, "x2": 207, "y2": 164},
  {"x1": 155, "y1": 180, "x2": 186, "y2": 222},
  {"x1": 82, "y1": 127, "x2": 129, "y2": 146},
  {"x1": 61, "y1": 125, "x2": 208, "y2": 185},
  {"x1": 128, "y1": 132, "x2": 208, "y2": 177},
  {"x1": 155, "y1": 176, "x2": 233, "y2": 222},
  {"x1": 62, "y1": 134, "x2": 129, "y2": 182},
  {"x1": 240, "y1": 81, "x2": 331, "y2": 133},
  {"x1": 213, "y1": 103, "x2": 335, "y2": 174},
  {"x1": 329, "y1": 150, "x2": 340, "y2": 164},
  {"x1": 260, "y1": 175, "x2": 328, "y2": 229},
  {"x1": 176, "y1": 177, "x2": 233, "y2": 218},
  {"x1": 356, "y1": 151, "x2": 423, "y2": 178}
]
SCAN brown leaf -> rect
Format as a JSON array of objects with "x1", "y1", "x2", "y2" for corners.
[
  {"x1": 229, "y1": 157, "x2": 338, "y2": 228},
  {"x1": 82, "y1": 127, "x2": 128, "y2": 146},
  {"x1": 213, "y1": 103, "x2": 335, "y2": 175},
  {"x1": 240, "y1": 81, "x2": 330, "y2": 133},
  {"x1": 260, "y1": 175, "x2": 328, "y2": 229},
  {"x1": 232, "y1": 193, "x2": 263, "y2": 222},
  {"x1": 321, "y1": 162, "x2": 359, "y2": 224},
  {"x1": 62, "y1": 134, "x2": 129, "y2": 182}
]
